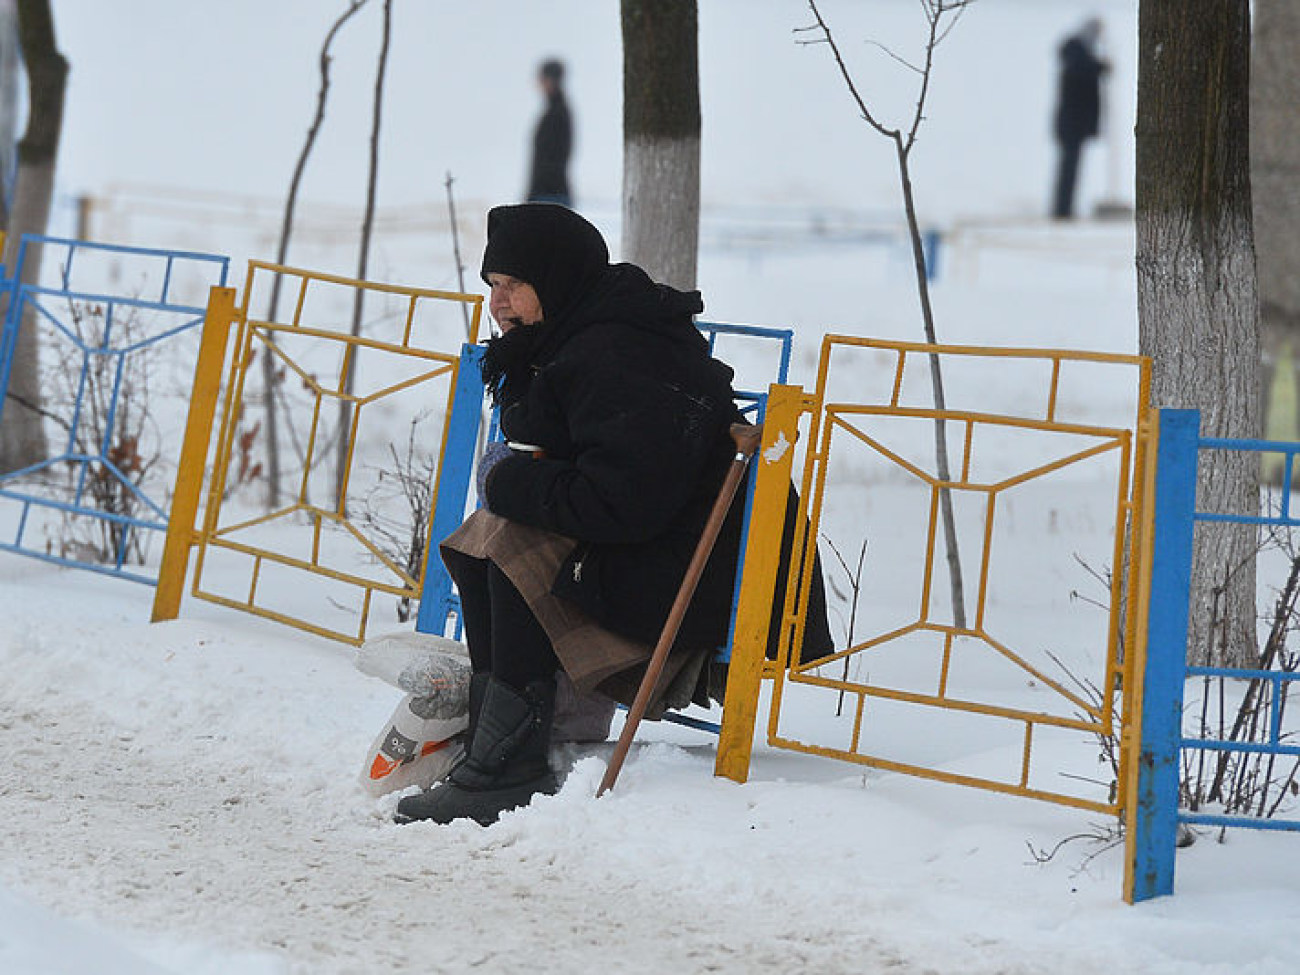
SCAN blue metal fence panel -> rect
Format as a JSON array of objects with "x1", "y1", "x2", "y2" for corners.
[
  {"x1": 0, "y1": 235, "x2": 230, "y2": 584},
  {"x1": 1134, "y1": 409, "x2": 1300, "y2": 902}
]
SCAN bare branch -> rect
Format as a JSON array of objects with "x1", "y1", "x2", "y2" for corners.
[
  {"x1": 804, "y1": 1, "x2": 897, "y2": 139},
  {"x1": 865, "y1": 39, "x2": 923, "y2": 76}
]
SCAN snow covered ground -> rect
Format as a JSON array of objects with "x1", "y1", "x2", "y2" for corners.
[{"x1": 4, "y1": 1, "x2": 1299, "y2": 973}]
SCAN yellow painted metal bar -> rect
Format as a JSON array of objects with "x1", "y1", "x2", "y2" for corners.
[
  {"x1": 1103, "y1": 431, "x2": 1137, "y2": 735},
  {"x1": 716, "y1": 384, "x2": 805, "y2": 784},
  {"x1": 823, "y1": 620, "x2": 928, "y2": 664},
  {"x1": 830, "y1": 414, "x2": 940, "y2": 487},
  {"x1": 190, "y1": 279, "x2": 256, "y2": 597},
  {"x1": 359, "y1": 585, "x2": 373, "y2": 641},
  {"x1": 248, "y1": 258, "x2": 482, "y2": 306},
  {"x1": 851, "y1": 691, "x2": 867, "y2": 752},
  {"x1": 1118, "y1": 410, "x2": 1151, "y2": 734},
  {"x1": 312, "y1": 512, "x2": 323, "y2": 566},
  {"x1": 354, "y1": 363, "x2": 455, "y2": 407},
  {"x1": 977, "y1": 630, "x2": 1098, "y2": 716},
  {"x1": 249, "y1": 319, "x2": 460, "y2": 364},
  {"x1": 820, "y1": 333, "x2": 1148, "y2": 369},
  {"x1": 827, "y1": 402, "x2": 1132, "y2": 442},
  {"x1": 768, "y1": 389, "x2": 832, "y2": 728},
  {"x1": 890, "y1": 348, "x2": 906, "y2": 406},
  {"x1": 402, "y1": 294, "x2": 417, "y2": 347},
  {"x1": 1047, "y1": 358, "x2": 1062, "y2": 422},
  {"x1": 1123, "y1": 409, "x2": 1161, "y2": 901},
  {"x1": 198, "y1": 535, "x2": 418, "y2": 600},
  {"x1": 299, "y1": 390, "x2": 325, "y2": 503},
  {"x1": 920, "y1": 485, "x2": 941, "y2": 619},
  {"x1": 152, "y1": 286, "x2": 238, "y2": 622},
  {"x1": 787, "y1": 670, "x2": 1104, "y2": 735},
  {"x1": 209, "y1": 502, "x2": 305, "y2": 538},
  {"x1": 293, "y1": 273, "x2": 309, "y2": 327},
  {"x1": 938, "y1": 631, "x2": 954, "y2": 697},
  {"x1": 1020, "y1": 721, "x2": 1034, "y2": 788},
  {"x1": 190, "y1": 588, "x2": 369, "y2": 647},
  {"x1": 988, "y1": 438, "x2": 1124, "y2": 493},
  {"x1": 768, "y1": 729, "x2": 1118, "y2": 815},
  {"x1": 960, "y1": 418, "x2": 975, "y2": 482},
  {"x1": 335, "y1": 396, "x2": 365, "y2": 516},
  {"x1": 974, "y1": 489, "x2": 997, "y2": 632},
  {"x1": 247, "y1": 553, "x2": 262, "y2": 605}
]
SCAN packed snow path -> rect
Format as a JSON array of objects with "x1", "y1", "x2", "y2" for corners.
[{"x1": 3, "y1": 562, "x2": 1299, "y2": 974}]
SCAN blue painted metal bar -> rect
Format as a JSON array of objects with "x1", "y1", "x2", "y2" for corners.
[
  {"x1": 1182, "y1": 667, "x2": 1300, "y2": 756},
  {"x1": 1131, "y1": 408, "x2": 1200, "y2": 903},
  {"x1": 24, "y1": 284, "x2": 210, "y2": 319},
  {"x1": 1196, "y1": 512, "x2": 1300, "y2": 527},
  {"x1": 416, "y1": 343, "x2": 486, "y2": 635},
  {"x1": 0, "y1": 484, "x2": 167, "y2": 529},
  {"x1": 696, "y1": 320, "x2": 793, "y2": 384},
  {"x1": 1179, "y1": 812, "x2": 1300, "y2": 832},
  {"x1": 1179, "y1": 740, "x2": 1300, "y2": 757},
  {"x1": 1187, "y1": 664, "x2": 1300, "y2": 680},
  {"x1": 655, "y1": 709, "x2": 722, "y2": 735}
]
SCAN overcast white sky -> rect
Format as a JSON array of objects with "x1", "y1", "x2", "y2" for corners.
[{"x1": 48, "y1": 0, "x2": 1136, "y2": 231}]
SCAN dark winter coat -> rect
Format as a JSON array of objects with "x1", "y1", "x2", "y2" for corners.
[
  {"x1": 483, "y1": 263, "x2": 745, "y2": 653},
  {"x1": 1054, "y1": 36, "x2": 1105, "y2": 145},
  {"x1": 527, "y1": 91, "x2": 572, "y2": 203}
]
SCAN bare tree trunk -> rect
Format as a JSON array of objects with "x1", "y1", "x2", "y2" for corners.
[
  {"x1": 1253, "y1": 0, "x2": 1300, "y2": 439},
  {"x1": 0, "y1": 0, "x2": 66, "y2": 474},
  {"x1": 1137, "y1": 0, "x2": 1259, "y2": 667},
  {"x1": 334, "y1": 0, "x2": 391, "y2": 509},
  {"x1": 804, "y1": 0, "x2": 970, "y2": 628},
  {"x1": 620, "y1": 0, "x2": 700, "y2": 291},
  {"x1": 264, "y1": 0, "x2": 369, "y2": 510}
]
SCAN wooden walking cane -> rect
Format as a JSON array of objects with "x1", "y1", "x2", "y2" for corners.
[{"x1": 597, "y1": 422, "x2": 763, "y2": 797}]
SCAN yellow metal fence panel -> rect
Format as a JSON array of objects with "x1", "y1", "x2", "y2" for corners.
[
  {"x1": 727, "y1": 337, "x2": 1151, "y2": 816},
  {"x1": 174, "y1": 261, "x2": 482, "y2": 645}
]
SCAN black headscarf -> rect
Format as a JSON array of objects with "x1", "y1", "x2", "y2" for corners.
[
  {"x1": 480, "y1": 203, "x2": 609, "y2": 325},
  {"x1": 477, "y1": 203, "x2": 704, "y2": 403}
]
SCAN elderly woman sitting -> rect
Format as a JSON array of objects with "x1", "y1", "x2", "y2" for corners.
[{"x1": 396, "y1": 204, "x2": 828, "y2": 827}]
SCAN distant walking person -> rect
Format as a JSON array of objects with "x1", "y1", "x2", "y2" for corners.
[
  {"x1": 1052, "y1": 18, "x2": 1109, "y2": 220},
  {"x1": 526, "y1": 59, "x2": 573, "y2": 208}
]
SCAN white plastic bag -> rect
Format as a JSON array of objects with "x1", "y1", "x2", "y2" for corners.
[{"x1": 356, "y1": 631, "x2": 473, "y2": 797}]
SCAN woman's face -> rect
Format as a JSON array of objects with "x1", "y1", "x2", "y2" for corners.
[{"x1": 486, "y1": 273, "x2": 543, "y2": 333}]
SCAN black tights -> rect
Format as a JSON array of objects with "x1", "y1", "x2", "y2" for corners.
[{"x1": 443, "y1": 549, "x2": 558, "y2": 689}]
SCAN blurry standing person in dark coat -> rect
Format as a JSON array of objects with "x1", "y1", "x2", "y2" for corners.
[
  {"x1": 526, "y1": 59, "x2": 573, "y2": 207},
  {"x1": 1052, "y1": 17, "x2": 1109, "y2": 220}
]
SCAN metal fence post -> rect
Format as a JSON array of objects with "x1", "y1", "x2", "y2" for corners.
[
  {"x1": 715, "y1": 383, "x2": 804, "y2": 783},
  {"x1": 415, "y1": 343, "x2": 485, "y2": 635},
  {"x1": 152, "y1": 286, "x2": 238, "y2": 622},
  {"x1": 1126, "y1": 407, "x2": 1198, "y2": 903}
]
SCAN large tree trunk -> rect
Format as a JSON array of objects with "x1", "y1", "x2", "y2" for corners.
[
  {"x1": 620, "y1": 0, "x2": 700, "y2": 291},
  {"x1": 1136, "y1": 0, "x2": 1259, "y2": 667},
  {"x1": 0, "y1": 0, "x2": 66, "y2": 474},
  {"x1": 1253, "y1": 0, "x2": 1300, "y2": 438}
]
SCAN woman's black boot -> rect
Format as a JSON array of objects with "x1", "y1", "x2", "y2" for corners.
[{"x1": 394, "y1": 675, "x2": 556, "y2": 826}]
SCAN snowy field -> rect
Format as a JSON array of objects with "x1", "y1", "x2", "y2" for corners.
[{"x1": 3, "y1": 0, "x2": 1299, "y2": 973}]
